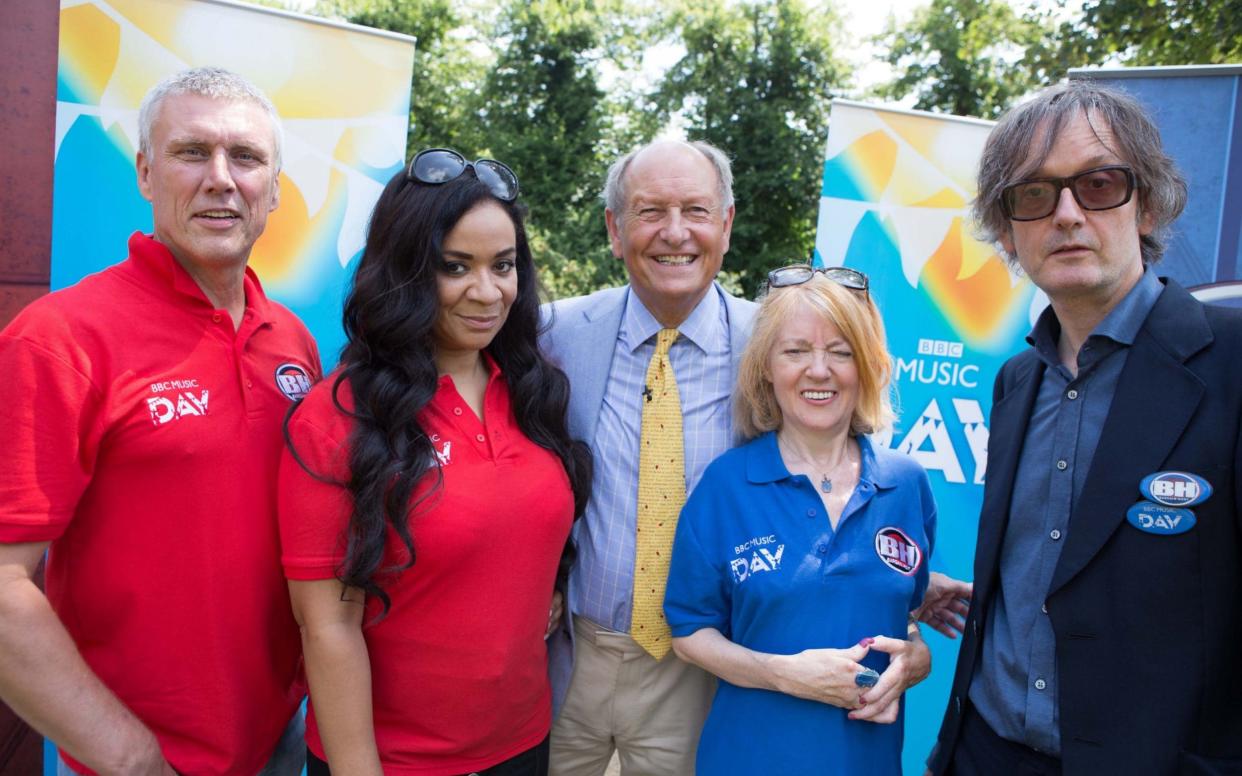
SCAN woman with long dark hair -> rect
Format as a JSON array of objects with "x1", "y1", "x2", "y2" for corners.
[{"x1": 277, "y1": 149, "x2": 591, "y2": 775}]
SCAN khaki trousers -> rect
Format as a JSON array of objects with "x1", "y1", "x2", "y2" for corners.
[{"x1": 549, "y1": 617, "x2": 715, "y2": 776}]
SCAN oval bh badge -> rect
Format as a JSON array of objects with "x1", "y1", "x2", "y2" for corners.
[
  {"x1": 1140, "y1": 471, "x2": 1212, "y2": 507},
  {"x1": 875, "y1": 527, "x2": 922, "y2": 575}
]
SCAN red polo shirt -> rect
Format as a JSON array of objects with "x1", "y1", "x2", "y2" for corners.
[
  {"x1": 279, "y1": 361, "x2": 574, "y2": 775},
  {"x1": 0, "y1": 233, "x2": 320, "y2": 775}
]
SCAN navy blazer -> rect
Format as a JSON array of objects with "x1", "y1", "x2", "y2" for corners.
[
  {"x1": 538, "y1": 283, "x2": 757, "y2": 719},
  {"x1": 929, "y1": 279, "x2": 1242, "y2": 775}
]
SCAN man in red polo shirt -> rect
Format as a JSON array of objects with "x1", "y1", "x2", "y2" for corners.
[{"x1": 0, "y1": 67, "x2": 319, "y2": 775}]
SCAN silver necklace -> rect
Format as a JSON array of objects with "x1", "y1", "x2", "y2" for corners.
[{"x1": 817, "y1": 447, "x2": 855, "y2": 494}]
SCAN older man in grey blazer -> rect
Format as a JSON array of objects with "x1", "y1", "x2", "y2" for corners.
[{"x1": 541, "y1": 139, "x2": 756, "y2": 775}]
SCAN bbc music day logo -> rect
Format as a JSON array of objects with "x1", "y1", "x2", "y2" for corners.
[{"x1": 889, "y1": 339, "x2": 988, "y2": 487}]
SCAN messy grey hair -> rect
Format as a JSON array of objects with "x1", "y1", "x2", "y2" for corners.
[
  {"x1": 138, "y1": 66, "x2": 284, "y2": 171},
  {"x1": 973, "y1": 80, "x2": 1186, "y2": 266},
  {"x1": 602, "y1": 139, "x2": 734, "y2": 222}
]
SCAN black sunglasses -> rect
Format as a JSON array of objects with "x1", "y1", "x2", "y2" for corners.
[
  {"x1": 767, "y1": 264, "x2": 869, "y2": 300},
  {"x1": 406, "y1": 148, "x2": 520, "y2": 202},
  {"x1": 1001, "y1": 165, "x2": 1136, "y2": 222}
]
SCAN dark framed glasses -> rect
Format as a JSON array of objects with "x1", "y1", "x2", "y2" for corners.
[
  {"x1": 1001, "y1": 165, "x2": 1136, "y2": 222},
  {"x1": 407, "y1": 148, "x2": 520, "y2": 202},
  {"x1": 767, "y1": 264, "x2": 869, "y2": 299}
]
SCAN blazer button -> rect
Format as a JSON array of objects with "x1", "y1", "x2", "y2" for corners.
[{"x1": 955, "y1": 695, "x2": 962, "y2": 714}]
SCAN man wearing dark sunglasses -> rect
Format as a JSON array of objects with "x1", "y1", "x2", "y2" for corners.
[{"x1": 928, "y1": 81, "x2": 1242, "y2": 776}]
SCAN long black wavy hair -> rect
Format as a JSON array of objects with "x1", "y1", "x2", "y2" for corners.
[{"x1": 288, "y1": 168, "x2": 592, "y2": 615}]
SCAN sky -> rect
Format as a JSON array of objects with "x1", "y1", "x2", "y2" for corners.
[{"x1": 835, "y1": 0, "x2": 926, "y2": 94}]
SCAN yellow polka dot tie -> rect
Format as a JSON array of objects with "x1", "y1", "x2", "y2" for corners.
[{"x1": 631, "y1": 328, "x2": 684, "y2": 660}]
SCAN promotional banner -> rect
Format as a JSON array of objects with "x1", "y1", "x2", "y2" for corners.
[
  {"x1": 814, "y1": 99, "x2": 1035, "y2": 773},
  {"x1": 53, "y1": 0, "x2": 416, "y2": 367}
]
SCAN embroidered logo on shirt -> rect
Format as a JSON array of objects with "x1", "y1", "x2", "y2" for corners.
[
  {"x1": 729, "y1": 534, "x2": 785, "y2": 583},
  {"x1": 430, "y1": 434, "x2": 452, "y2": 467},
  {"x1": 274, "y1": 363, "x2": 313, "y2": 401},
  {"x1": 874, "y1": 527, "x2": 921, "y2": 575},
  {"x1": 147, "y1": 379, "x2": 208, "y2": 426}
]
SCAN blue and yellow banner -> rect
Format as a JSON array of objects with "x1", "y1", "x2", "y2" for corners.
[{"x1": 815, "y1": 99, "x2": 1036, "y2": 772}]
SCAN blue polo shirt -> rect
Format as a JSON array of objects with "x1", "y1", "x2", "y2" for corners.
[{"x1": 665, "y1": 431, "x2": 936, "y2": 775}]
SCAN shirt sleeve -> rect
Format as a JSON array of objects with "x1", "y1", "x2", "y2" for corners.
[
  {"x1": 0, "y1": 331, "x2": 106, "y2": 542},
  {"x1": 277, "y1": 408, "x2": 353, "y2": 581},
  {"x1": 664, "y1": 467, "x2": 732, "y2": 639}
]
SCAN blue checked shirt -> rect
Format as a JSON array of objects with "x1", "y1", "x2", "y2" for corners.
[{"x1": 572, "y1": 286, "x2": 735, "y2": 632}]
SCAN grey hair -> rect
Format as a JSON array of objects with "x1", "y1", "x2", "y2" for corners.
[
  {"x1": 602, "y1": 139, "x2": 735, "y2": 221},
  {"x1": 973, "y1": 80, "x2": 1187, "y2": 266},
  {"x1": 138, "y1": 66, "x2": 284, "y2": 172}
]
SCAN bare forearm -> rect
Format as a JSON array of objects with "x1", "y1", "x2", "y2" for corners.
[
  {"x1": 301, "y1": 624, "x2": 383, "y2": 776},
  {"x1": 0, "y1": 575, "x2": 168, "y2": 775},
  {"x1": 672, "y1": 628, "x2": 868, "y2": 709},
  {"x1": 672, "y1": 628, "x2": 785, "y2": 691}
]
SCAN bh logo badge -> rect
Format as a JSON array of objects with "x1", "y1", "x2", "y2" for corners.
[
  {"x1": 874, "y1": 527, "x2": 921, "y2": 576},
  {"x1": 274, "y1": 363, "x2": 313, "y2": 401},
  {"x1": 1140, "y1": 471, "x2": 1212, "y2": 507}
]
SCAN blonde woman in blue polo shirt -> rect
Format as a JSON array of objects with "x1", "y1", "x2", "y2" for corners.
[{"x1": 664, "y1": 267, "x2": 936, "y2": 774}]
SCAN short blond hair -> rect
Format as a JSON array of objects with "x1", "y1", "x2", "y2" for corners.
[{"x1": 734, "y1": 274, "x2": 894, "y2": 439}]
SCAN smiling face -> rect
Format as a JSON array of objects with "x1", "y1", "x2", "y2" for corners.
[
  {"x1": 136, "y1": 93, "x2": 280, "y2": 274},
  {"x1": 1000, "y1": 110, "x2": 1153, "y2": 310},
  {"x1": 432, "y1": 201, "x2": 519, "y2": 372},
  {"x1": 606, "y1": 142, "x2": 734, "y2": 327},
  {"x1": 766, "y1": 302, "x2": 859, "y2": 439}
]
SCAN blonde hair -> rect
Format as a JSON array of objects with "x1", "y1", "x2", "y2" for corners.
[{"x1": 734, "y1": 274, "x2": 894, "y2": 439}]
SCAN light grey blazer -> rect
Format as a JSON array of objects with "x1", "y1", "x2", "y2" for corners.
[{"x1": 539, "y1": 282, "x2": 758, "y2": 718}]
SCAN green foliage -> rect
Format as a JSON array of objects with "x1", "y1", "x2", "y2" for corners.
[
  {"x1": 478, "y1": 0, "x2": 626, "y2": 297},
  {"x1": 315, "y1": 0, "x2": 488, "y2": 153},
  {"x1": 879, "y1": 0, "x2": 1241, "y2": 122},
  {"x1": 1073, "y1": 0, "x2": 1242, "y2": 66},
  {"x1": 874, "y1": 0, "x2": 1052, "y2": 119},
  {"x1": 656, "y1": 0, "x2": 850, "y2": 297}
]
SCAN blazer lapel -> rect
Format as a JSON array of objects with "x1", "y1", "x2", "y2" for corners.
[
  {"x1": 1049, "y1": 281, "x2": 1211, "y2": 595},
  {"x1": 974, "y1": 354, "x2": 1042, "y2": 603},
  {"x1": 562, "y1": 289, "x2": 626, "y2": 443}
]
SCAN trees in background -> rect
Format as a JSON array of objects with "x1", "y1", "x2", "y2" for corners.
[
  {"x1": 657, "y1": 0, "x2": 849, "y2": 294},
  {"x1": 309, "y1": 0, "x2": 1237, "y2": 297},
  {"x1": 874, "y1": 0, "x2": 1050, "y2": 119},
  {"x1": 876, "y1": 0, "x2": 1241, "y2": 121}
]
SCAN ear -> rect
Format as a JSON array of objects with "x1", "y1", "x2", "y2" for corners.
[
  {"x1": 998, "y1": 228, "x2": 1016, "y2": 260},
  {"x1": 136, "y1": 151, "x2": 154, "y2": 202},
  {"x1": 605, "y1": 208, "x2": 623, "y2": 259},
  {"x1": 269, "y1": 171, "x2": 281, "y2": 213},
  {"x1": 1138, "y1": 207, "x2": 1155, "y2": 237},
  {"x1": 720, "y1": 204, "x2": 735, "y2": 255}
]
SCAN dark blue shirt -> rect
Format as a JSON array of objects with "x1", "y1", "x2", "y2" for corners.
[{"x1": 969, "y1": 269, "x2": 1163, "y2": 755}]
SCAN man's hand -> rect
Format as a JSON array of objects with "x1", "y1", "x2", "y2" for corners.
[
  {"x1": 0, "y1": 542, "x2": 175, "y2": 776},
  {"x1": 848, "y1": 633, "x2": 931, "y2": 724},
  {"x1": 545, "y1": 590, "x2": 564, "y2": 640},
  {"x1": 913, "y1": 572, "x2": 972, "y2": 639}
]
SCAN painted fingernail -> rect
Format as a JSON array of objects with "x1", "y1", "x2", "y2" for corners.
[{"x1": 859, "y1": 637, "x2": 875, "y2": 647}]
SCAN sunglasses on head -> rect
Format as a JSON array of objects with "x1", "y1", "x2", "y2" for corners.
[
  {"x1": 1001, "y1": 165, "x2": 1136, "y2": 222},
  {"x1": 766, "y1": 264, "x2": 869, "y2": 300},
  {"x1": 406, "y1": 148, "x2": 520, "y2": 202}
]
